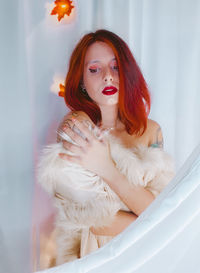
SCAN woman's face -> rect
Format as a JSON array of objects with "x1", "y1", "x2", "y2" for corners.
[{"x1": 83, "y1": 42, "x2": 119, "y2": 107}]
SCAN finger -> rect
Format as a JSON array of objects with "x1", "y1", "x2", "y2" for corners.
[
  {"x1": 57, "y1": 119, "x2": 73, "y2": 135},
  {"x1": 59, "y1": 153, "x2": 81, "y2": 164},
  {"x1": 95, "y1": 129, "x2": 107, "y2": 142},
  {"x1": 72, "y1": 124, "x2": 88, "y2": 141},
  {"x1": 72, "y1": 118, "x2": 95, "y2": 142},
  {"x1": 64, "y1": 118, "x2": 73, "y2": 127},
  {"x1": 62, "y1": 119, "x2": 74, "y2": 131},
  {"x1": 57, "y1": 118, "x2": 74, "y2": 142},
  {"x1": 63, "y1": 126, "x2": 87, "y2": 146},
  {"x1": 62, "y1": 140, "x2": 84, "y2": 154}
]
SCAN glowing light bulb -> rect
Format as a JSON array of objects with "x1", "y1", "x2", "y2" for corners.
[{"x1": 51, "y1": 0, "x2": 74, "y2": 21}]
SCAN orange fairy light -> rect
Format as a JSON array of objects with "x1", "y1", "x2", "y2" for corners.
[
  {"x1": 51, "y1": 0, "x2": 74, "y2": 21},
  {"x1": 58, "y1": 83, "x2": 65, "y2": 97}
]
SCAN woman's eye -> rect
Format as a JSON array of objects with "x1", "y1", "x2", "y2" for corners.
[
  {"x1": 113, "y1": 65, "x2": 118, "y2": 70},
  {"x1": 111, "y1": 63, "x2": 118, "y2": 71},
  {"x1": 89, "y1": 68, "x2": 99, "y2": 73}
]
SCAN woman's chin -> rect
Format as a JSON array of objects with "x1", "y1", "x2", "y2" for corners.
[{"x1": 105, "y1": 97, "x2": 119, "y2": 105}]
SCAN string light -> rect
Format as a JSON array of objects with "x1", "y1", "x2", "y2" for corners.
[
  {"x1": 59, "y1": 83, "x2": 65, "y2": 97},
  {"x1": 51, "y1": 0, "x2": 74, "y2": 21},
  {"x1": 49, "y1": 1, "x2": 75, "y2": 97},
  {"x1": 50, "y1": 75, "x2": 65, "y2": 97}
]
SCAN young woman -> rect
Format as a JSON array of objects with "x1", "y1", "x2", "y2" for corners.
[
  {"x1": 38, "y1": 29, "x2": 172, "y2": 268},
  {"x1": 57, "y1": 29, "x2": 164, "y2": 248}
]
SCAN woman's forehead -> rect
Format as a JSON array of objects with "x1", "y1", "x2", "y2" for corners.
[{"x1": 84, "y1": 42, "x2": 116, "y2": 64}]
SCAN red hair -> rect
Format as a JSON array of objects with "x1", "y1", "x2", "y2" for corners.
[{"x1": 64, "y1": 29, "x2": 151, "y2": 135}]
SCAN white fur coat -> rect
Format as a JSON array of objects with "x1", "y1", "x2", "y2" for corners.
[{"x1": 37, "y1": 127, "x2": 175, "y2": 265}]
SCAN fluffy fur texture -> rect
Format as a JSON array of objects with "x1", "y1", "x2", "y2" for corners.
[{"x1": 37, "y1": 126, "x2": 175, "y2": 265}]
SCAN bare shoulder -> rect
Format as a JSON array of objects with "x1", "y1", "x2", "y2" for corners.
[
  {"x1": 62, "y1": 110, "x2": 94, "y2": 125},
  {"x1": 146, "y1": 119, "x2": 164, "y2": 148},
  {"x1": 147, "y1": 119, "x2": 161, "y2": 131}
]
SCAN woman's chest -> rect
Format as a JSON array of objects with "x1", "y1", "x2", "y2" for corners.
[{"x1": 110, "y1": 130, "x2": 149, "y2": 149}]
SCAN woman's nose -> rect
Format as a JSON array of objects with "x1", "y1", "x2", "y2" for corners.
[{"x1": 103, "y1": 68, "x2": 113, "y2": 82}]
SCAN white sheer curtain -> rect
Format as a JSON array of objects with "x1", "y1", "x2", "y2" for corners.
[
  {"x1": 0, "y1": 1, "x2": 33, "y2": 273},
  {"x1": 1, "y1": 0, "x2": 200, "y2": 272},
  {"x1": 36, "y1": 144, "x2": 200, "y2": 273}
]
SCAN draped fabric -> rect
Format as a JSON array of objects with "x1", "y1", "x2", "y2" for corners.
[{"x1": 0, "y1": 0, "x2": 200, "y2": 272}]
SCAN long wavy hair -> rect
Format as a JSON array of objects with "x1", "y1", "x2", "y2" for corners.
[{"x1": 64, "y1": 29, "x2": 151, "y2": 135}]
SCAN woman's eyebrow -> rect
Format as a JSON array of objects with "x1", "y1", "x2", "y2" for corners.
[
  {"x1": 85, "y1": 57, "x2": 116, "y2": 66},
  {"x1": 86, "y1": 60, "x2": 100, "y2": 65}
]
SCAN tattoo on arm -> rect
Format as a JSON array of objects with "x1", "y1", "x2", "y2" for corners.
[
  {"x1": 155, "y1": 126, "x2": 164, "y2": 148},
  {"x1": 150, "y1": 126, "x2": 164, "y2": 149}
]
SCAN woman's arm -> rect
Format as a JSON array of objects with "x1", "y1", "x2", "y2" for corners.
[
  {"x1": 102, "y1": 163, "x2": 155, "y2": 216},
  {"x1": 148, "y1": 120, "x2": 164, "y2": 149},
  {"x1": 90, "y1": 210, "x2": 138, "y2": 236},
  {"x1": 102, "y1": 121, "x2": 164, "y2": 216},
  {"x1": 58, "y1": 117, "x2": 158, "y2": 216}
]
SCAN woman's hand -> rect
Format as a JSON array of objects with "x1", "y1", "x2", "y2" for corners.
[
  {"x1": 90, "y1": 210, "x2": 138, "y2": 236},
  {"x1": 59, "y1": 118, "x2": 116, "y2": 179}
]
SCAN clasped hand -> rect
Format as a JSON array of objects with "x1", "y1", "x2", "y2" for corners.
[{"x1": 59, "y1": 118, "x2": 115, "y2": 179}]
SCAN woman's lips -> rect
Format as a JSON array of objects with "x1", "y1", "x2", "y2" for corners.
[{"x1": 102, "y1": 86, "x2": 117, "y2": 95}]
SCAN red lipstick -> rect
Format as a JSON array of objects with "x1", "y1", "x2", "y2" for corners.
[{"x1": 102, "y1": 86, "x2": 117, "y2": 95}]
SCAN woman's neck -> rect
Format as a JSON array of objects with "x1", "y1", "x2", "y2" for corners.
[{"x1": 98, "y1": 105, "x2": 124, "y2": 131}]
